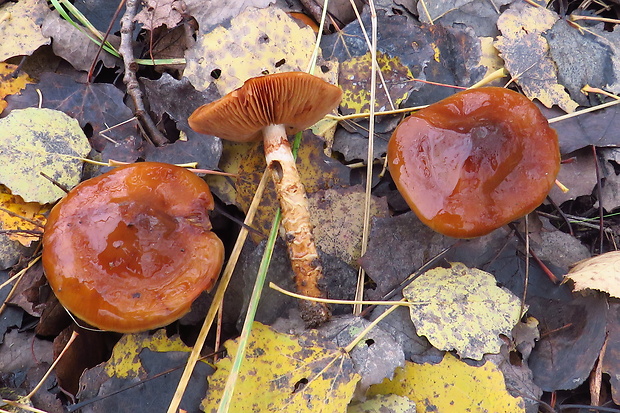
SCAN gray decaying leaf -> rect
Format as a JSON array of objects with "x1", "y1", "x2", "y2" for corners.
[
  {"x1": 359, "y1": 212, "x2": 454, "y2": 300},
  {"x1": 528, "y1": 293, "x2": 607, "y2": 391},
  {"x1": 320, "y1": 316, "x2": 405, "y2": 394},
  {"x1": 545, "y1": 19, "x2": 617, "y2": 106},
  {"x1": 548, "y1": 105, "x2": 620, "y2": 154}
]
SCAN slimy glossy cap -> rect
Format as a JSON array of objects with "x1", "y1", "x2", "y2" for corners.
[
  {"x1": 388, "y1": 87, "x2": 560, "y2": 238},
  {"x1": 42, "y1": 162, "x2": 225, "y2": 332}
]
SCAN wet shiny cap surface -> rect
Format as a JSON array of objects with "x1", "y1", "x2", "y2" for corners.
[
  {"x1": 388, "y1": 87, "x2": 560, "y2": 238},
  {"x1": 42, "y1": 162, "x2": 224, "y2": 332}
]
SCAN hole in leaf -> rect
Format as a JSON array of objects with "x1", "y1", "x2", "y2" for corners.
[{"x1": 293, "y1": 378, "x2": 308, "y2": 393}]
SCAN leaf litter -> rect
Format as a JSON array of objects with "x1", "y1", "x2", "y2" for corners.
[{"x1": 1, "y1": 0, "x2": 620, "y2": 411}]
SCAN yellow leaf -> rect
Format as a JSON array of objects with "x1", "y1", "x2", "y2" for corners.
[
  {"x1": 0, "y1": 185, "x2": 46, "y2": 247},
  {"x1": 565, "y1": 251, "x2": 620, "y2": 298},
  {"x1": 368, "y1": 353, "x2": 525, "y2": 412},
  {"x1": 104, "y1": 329, "x2": 191, "y2": 379},
  {"x1": 0, "y1": 108, "x2": 90, "y2": 203},
  {"x1": 185, "y1": 5, "x2": 337, "y2": 95},
  {"x1": 0, "y1": 0, "x2": 51, "y2": 61},
  {"x1": 0, "y1": 63, "x2": 34, "y2": 113},
  {"x1": 403, "y1": 262, "x2": 522, "y2": 360},
  {"x1": 494, "y1": 1, "x2": 578, "y2": 113},
  {"x1": 203, "y1": 322, "x2": 359, "y2": 413}
]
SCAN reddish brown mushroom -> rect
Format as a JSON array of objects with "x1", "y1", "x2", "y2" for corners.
[
  {"x1": 42, "y1": 162, "x2": 224, "y2": 333},
  {"x1": 189, "y1": 72, "x2": 342, "y2": 327},
  {"x1": 388, "y1": 87, "x2": 560, "y2": 238}
]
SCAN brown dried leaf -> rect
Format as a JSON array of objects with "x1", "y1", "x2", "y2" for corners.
[{"x1": 134, "y1": 0, "x2": 184, "y2": 31}]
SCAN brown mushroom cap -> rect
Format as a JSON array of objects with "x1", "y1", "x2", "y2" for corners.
[
  {"x1": 188, "y1": 72, "x2": 343, "y2": 141},
  {"x1": 388, "y1": 87, "x2": 560, "y2": 238},
  {"x1": 42, "y1": 162, "x2": 225, "y2": 333}
]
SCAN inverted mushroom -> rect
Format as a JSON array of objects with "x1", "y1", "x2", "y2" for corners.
[
  {"x1": 388, "y1": 87, "x2": 560, "y2": 238},
  {"x1": 42, "y1": 162, "x2": 225, "y2": 333},
  {"x1": 189, "y1": 72, "x2": 342, "y2": 327}
]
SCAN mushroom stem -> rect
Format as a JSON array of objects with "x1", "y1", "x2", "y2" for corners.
[{"x1": 262, "y1": 124, "x2": 331, "y2": 326}]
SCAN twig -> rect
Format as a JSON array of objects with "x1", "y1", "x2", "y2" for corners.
[
  {"x1": 119, "y1": 0, "x2": 167, "y2": 146},
  {"x1": 88, "y1": 0, "x2": 125, "y2": 82},
  {"x1": 592, "y1": 145, "x2": 604, "y2": 253}
]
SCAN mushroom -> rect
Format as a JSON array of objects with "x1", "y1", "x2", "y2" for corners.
[
  {"x1": 42, "y1": 162, "x2": 225, "y2": 333},
  {"x1": 388, "y1": 87, "x2": 560, "y2": 238},
  {"x1": 188, "y1": 72, "x2": 342, "y2": 327}
]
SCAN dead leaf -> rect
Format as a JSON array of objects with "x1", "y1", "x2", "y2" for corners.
[
  {"x1": 368, "y1": 353, "x2": 525, "y2": 412},
  {"x1": 545, "y1": 19, "x2": 617, "y2": 106},
  {"x1": 339, "y1": 51, "x2": 414, "y2": 115},
  {"x1": 602, "y1": 300, "x2": 620, "y2": 404},
  {"x1": 0, "y1": 0, "x2": 51, "y2": 61},
  {"x1": 0, "y1": 185, "x2": 47, "y2": 246},
  {"x1": 403, "y1": 262, "x2": 523, "y2": 360},
  {"x1": 134, "y1": 0, "x2": 184, "y2": 31},
  {"x1": 202, "y1": 322, "x2": 359, "y2": 412},
  {"x1": 184, "y1": 0, "x2": 272, "y2": 34},
  {"x1": 429, "y1": 0, "x2": 513, "y2": 37},
  {"x1": 541, "y1": 104, "x2": 620, "y2": 154},
  {"x1": 358, "y1": 211, "x2": 454, "y2": 300},
  {"x1": 548, "y1": 148, "x2": 598, "y2": 205},
  {"x1": 348, "y1": 394, "x2": 417, "y2": 412},
  {"x1": 494, "y1": 1, "x2": 578, "y2": 113},
  {"x1": 6, "y1": 72, "x2": 139, "y2": 152},
  {"x1": 41, "y1": 11, "x2": 120, "y2": 72},
  {"x1": 319, "y1": 316, "x2": 404, "y2": 394},
  {"x1": 142, "y1": 74, "x2": 222, "y2": 169},
  {"x1": 0, "y1": 63, "x2": 34, "y2": 113},
  {"x1": 308, "y1": 185, "x2": 389, "y2": 266},
  {"x1": 185, "y1": 5, "x2": 337, "y2": 95},
  {"x1": 565, "y1": 251, "x2": 620, "y2": 297},
  {"x1": 5, "y1": 258, "x2": 46, "y2": 317},
  {"x1": 0, "y1": 107, "x2": 90, "y2": 203},
  {"x1": 77, "y1": 329, "x2": 212, "y2": 412},
  {"x1": 528, "y1": 294, "x2": 607, "y2": 391}
]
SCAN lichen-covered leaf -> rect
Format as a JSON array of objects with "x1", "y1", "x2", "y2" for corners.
[
  {"x1": 202, "y1": 322, "x2": 359, "y2": 413},
  {"x1": 347, "y1": 394, "x2": 416, "y2": 413},
  {"x1": 185, "y1": 5, "x2": 337, "y2": 95},
  {"x1": 0, "y1": 0, "x2": 50, "y2": 61},
  {"x1": 0, "y1": 185, "x2": 47, "y2": 247},
  {"x1": 308, "y1": 186, "x2": 389, "y2": 266},
  {"x1": 0, "y1": 108, "x2": 90, "y2": 203},
  {"x1": 565, "y1": 251, "x2": 620, "y2": 298},
  {"x1": 403, "y1": 262, "x2": 522, "y2": 360},
  {"x1": 368, "y1": 353, "x2": 525, "y2": 412},
  {"x1": 494, "y1": 1, "x2": 578, "y2": 113}
]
